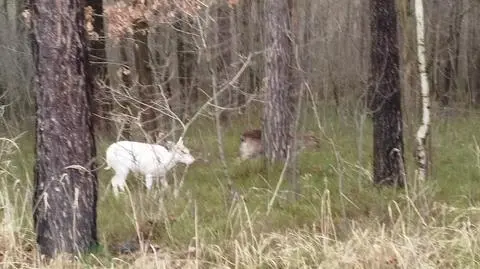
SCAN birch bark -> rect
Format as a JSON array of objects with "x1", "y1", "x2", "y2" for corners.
[{"x1": 414, "y1": 0, "x2": 431, "y2": 181}]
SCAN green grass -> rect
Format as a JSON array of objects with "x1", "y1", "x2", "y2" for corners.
[{"x1": 2, "y1": 105, "x2": 480, "y2": 267}]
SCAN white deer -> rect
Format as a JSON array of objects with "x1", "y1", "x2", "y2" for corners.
[{"x1": 105, "y1": 138, "x2": 195, "y2": 196}]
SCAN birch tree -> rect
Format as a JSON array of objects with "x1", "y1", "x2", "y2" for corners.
[{"x1": 414, "y1": 0, "x2": 431, "y2": 181}]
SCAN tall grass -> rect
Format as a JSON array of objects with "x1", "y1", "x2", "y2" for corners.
[{"x1": 1, "y1": 106, "x2": 480, "y2": 268}]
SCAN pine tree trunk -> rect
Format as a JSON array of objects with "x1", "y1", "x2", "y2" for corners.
[
  {"x1": 176, "y1": 14, "x2": 197, "y2": 120},
  {"x1": 215, "y1": 2, "x2": 237, "y2": 124},
  {"x1": 133, "y1": 20, "x2": 158, "y2": 142},
  {"x1": 369, "y1": 0, "x2": 406, "y2": 187},
  {"x1": 87, "y1": 0, "x2": 109, "y2": 133},
  {"x1": 30, "y1": 0, "x2": 98, "y2": 257},
  {"x1": 263, "y1": 0, "x2": 295, "y2": 162},
  {"x1": 239, "y1": 0, "x2": 261, "y2": 110},
  {"x1": 441, "y1": 2, "x2": 462, "y2": 106},
  {"x1": 118, "y1": 39, "x2": 133, "y2": 140}
]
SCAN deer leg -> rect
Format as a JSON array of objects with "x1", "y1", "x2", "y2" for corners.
[
  {"x1": 145, "y1": 174, "x2": 154, "y2": 190},
  {"x1": 160, "y1": 176, "x2": 169, "y2": 188},
  {"x1": 112, "y1": 172, "x2": 127, "y2": 197}
]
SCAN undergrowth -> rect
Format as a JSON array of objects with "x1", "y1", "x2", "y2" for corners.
[{"x1": 1, "y1": 106, "x2": 480, "y2": 268}]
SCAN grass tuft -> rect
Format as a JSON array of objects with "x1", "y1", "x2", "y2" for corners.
[{"x1": 1, "y1": 108, "x2": 480, "y2": 267}]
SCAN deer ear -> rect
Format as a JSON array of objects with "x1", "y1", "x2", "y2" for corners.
[
  {"x1": 155, "y1": 132, "x2": 165, "y2": 144},
  {"x1": 165, "y1": 140, "x2": 175, "y2": 150},
  {"x1": 177, "y1": 137, "x2": 184, "y2": 146}
]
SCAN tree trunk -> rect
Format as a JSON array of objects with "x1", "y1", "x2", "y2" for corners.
[
  {"x1": 263, "y1": 0, "x2": 295, "y2": 162},
  {"x1": 398, "y1": 0, "x2": 417, "y2": 138},
  {"x1": 133, "y1": 20, "x2": 158, "y2": 142},
  {"x1": 414, "y1": 0, "x2": 431, "y2": 182},
  {"x1": 441, "y1": 1, "x2": 462, "y2": 106},
  {"x1": 87, "y1": 0, "x2": 109, "y2": 133},
  {"x1": 175, "y1": 14, "x2": 197, "y2": 120},
  {"x1": 30, "y1": 0, "x2": 98, "y2": 258},
  {"x1": 215, "y1": 3, "x2": 235, "y2": 124},
  {"x1": 431, "y1": 5, "x2": 441, "y2": 102},
  {"x1": 369, "y1": 0, "x2": 406, "y2": 187},
  {"x1": 475, "y1": 55, "x2": 480, "y2": 107},
  {"x1": 238, "y1": 0, "x2": 261, "y2": 111},
  {"x1": 117, "y1": 39, "x2": 133, "y2": 140}
]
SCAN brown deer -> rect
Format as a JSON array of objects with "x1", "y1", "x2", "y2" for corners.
[
  {"x1": 239, "y1": 129, "x2": 320, "y2": 160},
  {"x1": 239, "y1": 129, "x2": 264, "y2": 160}
]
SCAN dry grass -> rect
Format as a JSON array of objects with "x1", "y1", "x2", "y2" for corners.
[
  {"x1": 1, "y1": 196, "x2": 480, "y2": 268},
  {"x1": 1, "y1": 107, "x2": 480, "y2": 268}
]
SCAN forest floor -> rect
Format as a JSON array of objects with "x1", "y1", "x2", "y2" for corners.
[{"x1": 1, "y1": 104, "x2": 480, "y2": 268}]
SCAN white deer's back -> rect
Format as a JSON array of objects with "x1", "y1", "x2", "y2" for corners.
[{"x1": 106, "y1": 141, "x2": 172, "y2": 176}]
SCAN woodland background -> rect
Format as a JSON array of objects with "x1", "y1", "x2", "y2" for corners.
[
  {"x1": 4, "y1": 0, "x2": 480, "y2": 134},
  {"x1": 1, "y1": 0, "x2": 480, "y2": 268}
]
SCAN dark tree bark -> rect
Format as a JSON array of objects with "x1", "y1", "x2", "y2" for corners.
[
  {"x1": 263, "y1": 0, "x2": 295, "y2": 162},
  {"x1": 474, "y1": 55, "x2": 480, "y2": 107},
  {"x1": 236, "y1": 0, "x2": 264, "y2": 111},
  {"x1": 30, "y1": 0, "x2": 98, "y2": 258},
  {"x1": 87, "y1": 0, "x2": 110, "y2": 133},
  {"x1": 441, "y1": 1, "x2": 462, "y2": 107},
  {"x1": 133, "y1": 20, "x2": 158, "y2": 142},
  {"x1": 215, "y1": 3, "x2": 236, "y2": 124},
  {"x1": 175, "y1": 14, "x2": 197, "y2": 120},
  {"x1": 369, "y1": 0, "x2": 406, "y2": 187},
  {"x1": 216, "y1": 4, "x2": 232, "y2": 76},
  {"x1": 238, "y1": 0, "x2": 256, "y2": 110},
  {"x1": 117, "y1": 40, "x2": 133, "y2": 140}
]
